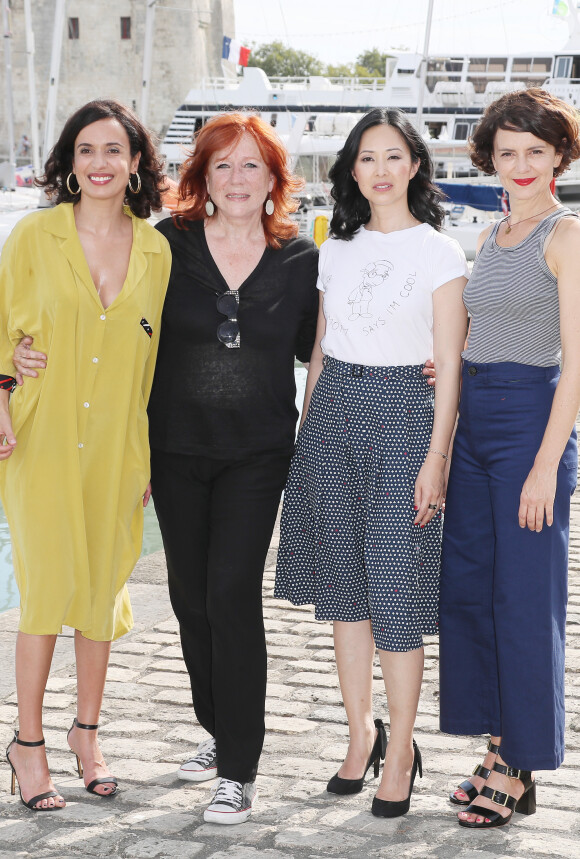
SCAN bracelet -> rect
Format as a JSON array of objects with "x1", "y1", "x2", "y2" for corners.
[{"x1": 428, "y1": 447, "x2": 449, "y2": 461}]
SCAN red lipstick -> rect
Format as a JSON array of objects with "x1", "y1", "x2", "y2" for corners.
[{"x1": 513, "y1": 178, "x2": 536, "y2": 186}]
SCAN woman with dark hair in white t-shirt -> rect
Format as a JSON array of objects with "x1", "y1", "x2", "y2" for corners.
[{"x1": 275, "y1": 108, "x2": 468, "y2": 818}]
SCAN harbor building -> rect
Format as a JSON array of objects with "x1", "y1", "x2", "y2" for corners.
[{"x1": 0, "y1": 0, "x2": 234, "y2": 161}]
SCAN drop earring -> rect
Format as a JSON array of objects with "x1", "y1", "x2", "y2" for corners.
[
  {"x1": 205, "y1": 198, "x2": 215, "y2": 216},
  {"x1": 265, "y1": 196, "x2": 274, "y2": 216}
]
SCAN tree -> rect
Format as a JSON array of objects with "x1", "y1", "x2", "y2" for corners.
[
  {"x1": 248, "y1": 41, "x2": 324, "y2": 77},
  {"x1": 356, "y1": 48, "x2": 391, "y2": 78},
  {"x1": 325, "y1": 63, "x2": 355, "y2": 77}
]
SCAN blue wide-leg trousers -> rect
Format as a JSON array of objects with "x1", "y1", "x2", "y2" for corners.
[{"x1": 439, "y1": 361, "x2": 577, "y2": 771}]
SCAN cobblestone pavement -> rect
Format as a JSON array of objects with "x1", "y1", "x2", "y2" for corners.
[{"x1": 1, "y1": 490, "x2": 579, "y2": 859}]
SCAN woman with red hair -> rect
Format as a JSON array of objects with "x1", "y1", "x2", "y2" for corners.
[{"x1": 149, "y1": 113, "x2": 318, "y2": 823}]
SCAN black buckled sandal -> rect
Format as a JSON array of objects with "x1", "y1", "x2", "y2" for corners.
[
  {"x1": 458, "y1": 762, "x2": 536, "y2": 828},
  {"x1": 6, "y1": 732, "x2": 64, "y2": 811},
  {"x1": 449, "y1": 738, "x2": 500, "y2": 805},
  {"x1": 67, "y1": 718, "x2": 118, "y2": 797}
]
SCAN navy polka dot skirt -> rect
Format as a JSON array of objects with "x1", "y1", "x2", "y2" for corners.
[{"x1": 275, "y1": 356, "x2": 441, "y2": 652}]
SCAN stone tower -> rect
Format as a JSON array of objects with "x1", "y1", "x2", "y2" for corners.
[{"x1": 1, "y1": 0, "x2": 234, "y2": 162}]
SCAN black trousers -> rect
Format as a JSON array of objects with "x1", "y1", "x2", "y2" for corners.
[{"x1": 150, "y1": 448, "x2": 291, "y2": 783}]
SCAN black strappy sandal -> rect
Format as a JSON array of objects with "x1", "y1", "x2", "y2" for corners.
[
  {"x1": 458, "y1": 762, "x2": 536, "y2": 829},
  {"x1": 6, "y1": 731, "x2": 65, "y2": 811},
  {"x1": 67, "y1": 718, "x2": 118, "y2": 796},
  {"x1": 449, "y1": 738, "x2": 500, "y2": 805}
]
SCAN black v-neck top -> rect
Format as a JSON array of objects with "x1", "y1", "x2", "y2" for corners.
[{"x1": 148, "y1": 217, "x2": 319, "y2": 458}]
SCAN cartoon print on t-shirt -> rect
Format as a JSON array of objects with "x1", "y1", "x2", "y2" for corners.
[{"x1": 348, "y1": 260, "x2": 394, "y2": 320}]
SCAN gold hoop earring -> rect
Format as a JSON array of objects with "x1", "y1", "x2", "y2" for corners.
[
  {"x1": 66, "y1": 173, "x2": 80, "y2": 195},
  {"x1": 128, "y1": 173, "x2": 141, "y2": 194}
]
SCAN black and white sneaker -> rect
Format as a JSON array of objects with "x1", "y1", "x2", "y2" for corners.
[
  {"x1": 203, "y1": 777, "x2": 257, "y2": 824},
  {"x1": 178, "y1": 737, "x2": 217, "y2": 782}
]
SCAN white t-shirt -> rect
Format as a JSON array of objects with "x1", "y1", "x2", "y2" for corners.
[{"x1": 318, "y1": 224, "x2": 468, "y2": 366}]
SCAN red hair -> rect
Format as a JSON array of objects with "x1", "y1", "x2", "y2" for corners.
[{"x1": 174, "y1": 113, "x2": 304, "y2": 248}]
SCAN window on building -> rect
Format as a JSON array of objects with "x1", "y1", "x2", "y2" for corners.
[
  {"x1": 121, "y1": 17, "x2": 131, "y2": 39},
  {"x1": 68, "y1": 18, "x2": 79, "y2": 39}
]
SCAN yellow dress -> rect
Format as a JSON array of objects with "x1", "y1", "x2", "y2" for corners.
[{"x1": 0, "y1": 203, "x2": 171, "y2": 640}]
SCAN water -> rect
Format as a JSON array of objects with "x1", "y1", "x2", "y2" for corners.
[{"x1": 0, "y1": 367, "x2": 308, "y2": 613}]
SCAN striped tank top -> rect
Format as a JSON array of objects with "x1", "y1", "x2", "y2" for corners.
[{"x1": 462, "y1": 208, "x2": 577, "y2": 367}]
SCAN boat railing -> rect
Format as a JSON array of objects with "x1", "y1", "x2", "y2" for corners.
[{"x1": 198, "y1": 75, "x2": 387, "y2": 92}]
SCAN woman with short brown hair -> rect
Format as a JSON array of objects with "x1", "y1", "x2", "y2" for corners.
[{"x1": 440, "y1": 88, "x2": 580, "y2": 828}]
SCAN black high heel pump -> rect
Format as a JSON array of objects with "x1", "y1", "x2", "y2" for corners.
[
  {"x1": 327, "y1": 718, "x2": 387, "y2": 795},
  {"x1": 67, "y1": 718, "x2": 118, "y2": 796},
  {"x1": 371, "y1": 739, "x2": 422, "y2": 818}
]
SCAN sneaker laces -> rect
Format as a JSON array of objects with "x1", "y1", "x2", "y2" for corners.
[
  {"x1": 212, "y1": 778, "x2": 243, "y2": 806},
  {"x1": 192, "y1": 737, "x2": 216, "y2": 767}
]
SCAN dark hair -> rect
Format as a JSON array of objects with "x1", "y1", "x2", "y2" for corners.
[
  {"x1": 329, "y1": 108, "x2": 445, "y2": 239},
  {"x1": 37, "y1": 99, "x2": 167, "y2": 218},
  {"x1": 470, "y1": 88, "x2": 580, "y2": 176},
  {"x1": 174, "y1": 112, "x2": 303, "y2": 249}
]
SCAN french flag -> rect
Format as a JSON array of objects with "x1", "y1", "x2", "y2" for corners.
[{"x1": 222, "y1": 36, "x2": 251, "y2": 67}]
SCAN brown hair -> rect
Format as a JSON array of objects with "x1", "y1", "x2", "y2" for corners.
[
  {"x1": 174, "y1": 113, "x2": 304, "y2": 248},
  {"x1": 469, "y1": 88, "x2": 580, "y2": 177},
  {"x1": 37, "y1": 99, "x2": 166, "y2": 218}
]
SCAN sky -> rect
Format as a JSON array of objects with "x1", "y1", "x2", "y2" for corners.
[{"x1": 234, "y1": 0, "x2": 576, "y2": 65}]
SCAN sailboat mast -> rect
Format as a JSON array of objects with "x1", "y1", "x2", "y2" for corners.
[
  {"x1": 415, "y1": 0, "x2": 435, "y2": 135},
  {"x1": 1, "y1": 0, "x2": 15, "y2": 180},
  {"x1": 42, "y1": 0, "x2": 66, "y2": 167},
  {"x1": 141, "y1": 0, "x2": 157, "y2": 125},
  {"x1": 23, "y1": 0, "x2": 40, "y2": 174}
]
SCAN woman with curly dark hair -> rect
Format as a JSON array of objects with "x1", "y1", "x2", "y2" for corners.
[
  {"x1": 440, "y1": 88, "x2": 580, "y2": 829},
  {"x1": 0, "y1": 99, "x2": 171, "y2": 810},
  {"x1": 275, "y1": 107, "x2": 468, "y2": 818}
]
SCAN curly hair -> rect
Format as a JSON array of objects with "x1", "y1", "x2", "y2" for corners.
[
  {"x1": 174, "y1": 112, "x2": 304, "y2": 249},
  {"x1": 470, "y1": 88, "x2": 580, "y2": 176},
  {"x1": 329, "y1": 108, "x2": 445, "y2": 239},
  {"x1": 37, "y1": 99, "x2": 166, "y2": 218}
]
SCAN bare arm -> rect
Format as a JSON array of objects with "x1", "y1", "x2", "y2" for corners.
[
  {"x1": 298, "y1": 292, "x2": 326, "y2": 429},
  {"x1": 518, "y1": 218, "x2": 580, "y2": 531},
  {"x1": 414, "y1": 275, "x2": 468, "y2": 525},
  {"x1": 0, "y1": 389, "x2": 16, "y2": 459}
]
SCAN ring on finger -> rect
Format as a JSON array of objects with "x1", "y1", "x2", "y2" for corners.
[{"x1": 428, "y1": 503, "x2": 438, "y2": 510}]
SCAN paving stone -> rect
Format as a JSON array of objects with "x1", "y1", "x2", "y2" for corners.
[
  {"x1": 153, "y1": 620, "x2": 179, "y2": 634},
  {"x1": 141, "y1": 672, "x2": 190, "y2": 688},
  {"x1": 0, "y1": 703, "x2": 17, "y2": 724},
  {"x1": 124, "y1": 839, "x2": 207, "y2": 858},
  {"x1": 117, "y1": 808, "x2": 195, "y2": 832},
  {"x1": 105, "y1": 666, "x2": 141, "y2": 683},
  {"x1": 286, "y1": 672, "x2": 339, "y2": 688},
  {"x1": 113, "y1": 642, "x2": 162, "y2": 656},
  {"x1": 264, "y1": 699, "x2": 311, "y2": 718},
  {"x1": 265, "y1": 716, "x2": 316, "y2": 733},
  {"x1": 274, "y1": 827, "x2": 369, "y2": 852},
  {"x1": 107, "y1": 652, "x2": 153, "y2": 671},
  {"x1": 152, "y1": 689, "x2": 193, "y2": 705},
  {"x1": 98, "y1": 720, "x2": 161, "y2": 735},
  {"x1": 135, "y1": 633, "x2": 178, "y2": 646},
  {"x1": 44, "y1": 677, "x2": 77, "y2": 692}
]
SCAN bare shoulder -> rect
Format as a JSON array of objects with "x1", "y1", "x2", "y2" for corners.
[
  {"x1": 550, "y1": 213, "x2": 580, "y2": 245},
  {"x1": 546, "y1": 215, "x2": 580, "y2": 272}
]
